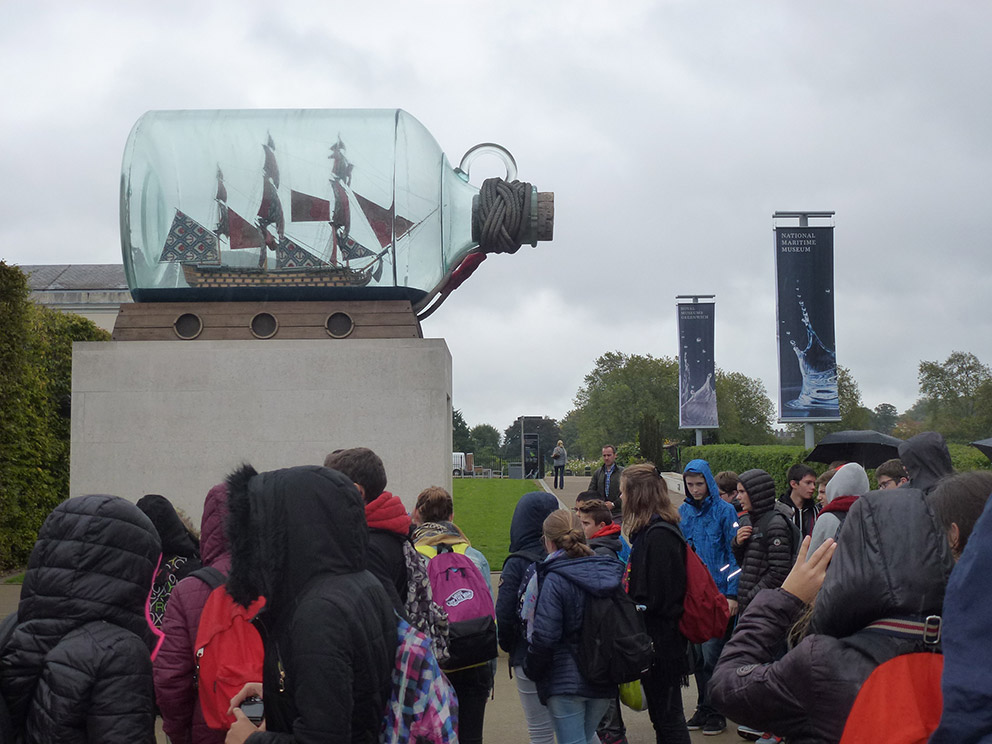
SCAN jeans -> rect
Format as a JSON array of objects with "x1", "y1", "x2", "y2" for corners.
[
  {"x1": 554, "y1": 465, "x2": 565, "y2": 489},
  {"x1": 596, "y1": 695, "x2": 626, "y2": 743},
  {"x1": 547, "y1": 695, "x2": 610, "y2": 744},
  {"x1": 514, "y1": 665, "x2": 555, "y2": 744},
  {"x1": 448, "y1": 663, "x2": 494, "y2": 744},
  {"x1": 642, "y1": 670, "x2": 690, "y2": 744},
  {"x1": 692, "y1": 630, "x2": 728, "y2": 717}
]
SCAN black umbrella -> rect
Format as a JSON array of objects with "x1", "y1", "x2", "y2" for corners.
[
  {"x1": 970, "y1": 437, "x2": 992, "y2": 460},
  {"x1": 804, "y1": 430, "x2": 904, "y2": 470}
]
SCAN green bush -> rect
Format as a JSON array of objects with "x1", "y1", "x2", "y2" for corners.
[
  {"x1": 0, "y1": 262, "x2": 110, "y2": 570},
  {"x1": 947, "y1": 443, "x2": 992, "y2": 472},
  {"x1": 681, "y1": 444, "x2": 819, "y2": 494}
]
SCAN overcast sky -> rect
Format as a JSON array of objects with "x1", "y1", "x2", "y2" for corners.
[{"x1": 3, "y1": 2, "x2": 990, "y2": 435}]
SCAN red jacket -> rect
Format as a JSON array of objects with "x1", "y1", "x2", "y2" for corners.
[{"x1": 153, "y1": 485, "x2": 230, "y2": 744}]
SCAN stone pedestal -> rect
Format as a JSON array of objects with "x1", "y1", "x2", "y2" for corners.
[{"x1": 70, "y1": 338, "x2": 452, "y2": 521}]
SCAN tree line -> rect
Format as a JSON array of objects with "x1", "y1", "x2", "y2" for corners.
[{"x1": 455, "y1": 349, "x2": 992, "y2": 468}]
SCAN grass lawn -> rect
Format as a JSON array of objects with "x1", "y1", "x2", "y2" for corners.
[{"x1": 453, "y1": 479, "x2": 544, "y2": 570}]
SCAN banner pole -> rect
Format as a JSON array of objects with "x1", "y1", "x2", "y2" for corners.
[
  {"x1": 696, "y1": 428, "x2": 703, "y2": 446},
  {"x1": 805, "y1": 422, "x2": 815, "y2": 449}
]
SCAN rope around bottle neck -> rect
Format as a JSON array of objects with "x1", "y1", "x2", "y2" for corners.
[{"x1": 476, "y1": 178, "x2": 534, "y2": 254}]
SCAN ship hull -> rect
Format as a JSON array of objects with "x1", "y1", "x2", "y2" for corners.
[{"x1": 182, "y1": 263, "x2": 371, "y2": 289}]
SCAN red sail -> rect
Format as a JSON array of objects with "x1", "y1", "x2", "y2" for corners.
[
  {"x1": 291, "y1": 190, "x2": 331, "y2": 222},
  {"x1": 263, "y1": 140, "x2": 280, "y2": 188},
  {"x1": 227, "y1": 208, "x2": 264, "y2": 249},
  {"x1": 331, "y1": 181, "x2": 350, "y2": 234},
  {"x1": 355, "y1": 194, "x2": 415, "y2": 249},
  {"x1": 257, "y1": 179, "x2": 285, "y2": 237},
  {"x1": 216, "y1": 173, "x2": 228, "y2": 204}
]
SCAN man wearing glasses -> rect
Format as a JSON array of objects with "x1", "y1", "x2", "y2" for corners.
[{"x1": 875, "y1": 458, "x2": 909, "y2": 490}]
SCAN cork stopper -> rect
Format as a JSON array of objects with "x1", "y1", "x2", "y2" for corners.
[{"x1": 535, "y1": 192, "x2": 554, "y2": 241}]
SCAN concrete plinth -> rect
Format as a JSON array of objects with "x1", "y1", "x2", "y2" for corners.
[{"x1": 70, "y1": 338, "x2": 452, "y2": 521}]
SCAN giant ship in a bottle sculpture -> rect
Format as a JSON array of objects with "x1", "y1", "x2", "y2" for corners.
[{"x1": 121, "y1": 109, "x2": 553, "y2": 319}]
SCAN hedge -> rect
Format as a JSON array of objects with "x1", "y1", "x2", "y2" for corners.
[
  {"x1": 0, "y1": 262, "x2": 110, "y2": 569},
  {"x1": 680, "y1": 441, "x2": 990, "y2": 495}
]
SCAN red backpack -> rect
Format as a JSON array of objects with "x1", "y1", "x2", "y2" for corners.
[
  {"x1": 192, "y1": 567, "x2": 267, "y2": 730},
  {"x1": 840, "y1": 651, "x2": 943, "y2": 743},
  {"x1": 651, "y1": 521, "x2": 730, "y2": 644}
]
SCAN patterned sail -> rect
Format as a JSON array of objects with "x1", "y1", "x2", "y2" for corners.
[{"x1": 159, "y1": 210, "x2": 220, "y2": 264}]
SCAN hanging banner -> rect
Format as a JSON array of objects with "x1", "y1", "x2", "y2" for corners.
[
  {"x1": 775, "y1": 226, "x2": 841, "y2": 421},
  {"x1": 678, "y1": 302, "x2": 718, "y2": 428}
]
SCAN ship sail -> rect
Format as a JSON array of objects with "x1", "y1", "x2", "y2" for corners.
[{"x1": 159, "y1": 210, "x2": 220, "y2": 264}]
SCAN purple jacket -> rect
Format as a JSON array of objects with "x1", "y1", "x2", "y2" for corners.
[{"x1": 153, "y1": 485, "x2": 230, "y2": 744}]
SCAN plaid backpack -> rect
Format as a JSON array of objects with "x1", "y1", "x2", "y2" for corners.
[{"x1": 381, "y1": 615, "x2": 458, "y2": 744}]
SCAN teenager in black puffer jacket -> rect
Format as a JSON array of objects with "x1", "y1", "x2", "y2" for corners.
[
  {"x1": 224, "y1": 464, "x2": 396, "y2": 744},
  {"x1": 732, "y1": 469, "x2": 794, "y2": 613},
  {"x1": 0, "y1": 494, "x2": 163, "y2": 744}
]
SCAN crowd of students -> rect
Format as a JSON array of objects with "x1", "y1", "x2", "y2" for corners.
[{"x1": 0, "y1": 430, "x2": 990, "y2": 744}]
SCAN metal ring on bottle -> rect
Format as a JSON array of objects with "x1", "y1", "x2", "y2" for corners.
[{"x1": 456, "y1": 143, "x2": 518, "y2": 183}]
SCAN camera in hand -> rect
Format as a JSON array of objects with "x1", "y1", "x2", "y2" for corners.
[{"x1": 240, "y1": 696, "x2": 264, "y2": 724}]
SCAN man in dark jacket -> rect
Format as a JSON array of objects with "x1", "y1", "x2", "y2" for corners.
[
  {"x1": 778, "y1": 464, "x2": 819, "y2": 538},
  {"x1": 324, "y1": 447, "x2": 410, "y2": 608},
  {"x1": 224, "y1": 464, "x2": 396, "y2": 743},
  {"x1": 898, "y1": 431, "x2": 954, "y2": 496},
  {"x1": 588, "y1": 445, "x2": 624, "y2": 522},
  {"x1": 0, "y1": 494, "x2": 163, "y2": 744}
]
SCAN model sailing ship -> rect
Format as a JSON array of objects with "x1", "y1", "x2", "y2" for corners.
[{"x1": 159, "y1": 134, "x2": 415, "y2": 289}]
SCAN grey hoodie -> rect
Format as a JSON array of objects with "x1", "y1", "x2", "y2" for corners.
[{"x1": 807, "y1": 463, "x2": 870, "y2": 556}]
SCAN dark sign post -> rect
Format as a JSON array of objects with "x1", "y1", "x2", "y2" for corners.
[
  {"x1": 676, "y1": 296, "x2": 718, "y2": 445},
  {"x1": 773, "y1": 212, "x2": 840, "y2": 449}
]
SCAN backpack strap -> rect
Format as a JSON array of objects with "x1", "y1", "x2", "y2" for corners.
[
  {"x1": 864, "y1": 616, "x2": 942, "y2": 646},
  {"x1": 190, "y1": 566, "x2": 226, "y2": 591}
]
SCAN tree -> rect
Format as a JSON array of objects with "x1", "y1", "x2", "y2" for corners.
[
  {"x1": 915, "y1": 351, "x2": 992, "y2": 441},
  {"x1": 502, "y1": 416, "x2": 561, "y2": 464},
  {"x1": 469, "y1": 423, "x2": 500, "y2": 455},
  {"x1": 713, "y1": 371, "x2": 776, "y2": 444},
  {"x1": 452, "y1": 408, "x2": 472, "y2": 452},
  {"x1": 871, "y1": 403, "x2": 899, "y2": 434},
  {"x1": 638, "y1": 413, "x2": 665, "y2": 468},
  {"x1": 571, "y1": 352, "x2": 680, "y2": 457}
]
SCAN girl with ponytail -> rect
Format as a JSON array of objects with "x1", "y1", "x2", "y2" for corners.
[{"x1": 522, "y1": 510, "x2": 624, "y2": 744}]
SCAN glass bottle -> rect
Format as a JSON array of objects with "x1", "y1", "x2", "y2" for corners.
[{"x1": 120, "y1": 109, "x2": 551, "y2": 307}]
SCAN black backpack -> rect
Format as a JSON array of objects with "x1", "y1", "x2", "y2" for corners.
[
  {"x1": 754, "y1": 502, "x2": 803, "y2": 562},
  {"x1": 564, "y1": 578, "x2": 654, "y2": 685}
]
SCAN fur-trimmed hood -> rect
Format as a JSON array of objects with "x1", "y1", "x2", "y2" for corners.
[{"x1": 225, "y1": 464, "x2": 369, "y2": 611}]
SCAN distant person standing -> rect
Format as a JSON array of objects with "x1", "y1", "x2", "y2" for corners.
[
  {"x1": 552, "y1": 440, "x2": 567, "y2": 490},
  {"x1": 589, "y1": 444, "x2": 624, "y2": 523}
]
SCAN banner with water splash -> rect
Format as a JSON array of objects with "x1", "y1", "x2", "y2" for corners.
[
  {"x1": 678, "y1": 302, "x2": 719, "y2": 428},
  {"x1": 775, "y1": 226, "x2": 841, "y2": 421}
]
